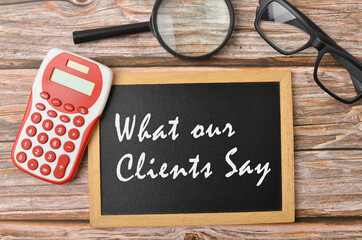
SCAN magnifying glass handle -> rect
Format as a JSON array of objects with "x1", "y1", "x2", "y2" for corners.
[{"x1": 73, "y1": 22, "x2": 150, "y2": 44}]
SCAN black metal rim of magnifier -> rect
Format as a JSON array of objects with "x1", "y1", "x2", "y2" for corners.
[{"x1": 150, "y1": 0, "x2": 235, "y2": 60}]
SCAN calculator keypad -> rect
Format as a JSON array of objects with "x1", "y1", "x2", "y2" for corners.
[{"x1": 15, "y1": 91, "x2": 92, "y2": 182}]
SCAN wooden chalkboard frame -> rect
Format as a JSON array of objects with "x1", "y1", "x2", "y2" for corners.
[{"x1": 88, "y1": 70, "x2": 294, "y2": 227}]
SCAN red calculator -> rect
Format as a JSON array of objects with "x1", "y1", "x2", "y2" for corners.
[{"x1": 11, "y1": 49, "x2": 113, "y2": 184}]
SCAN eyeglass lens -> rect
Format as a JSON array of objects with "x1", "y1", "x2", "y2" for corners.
[
  {"x1": 156, "y1": 0, "x2": 231, "y2": 57},
  {"x1": 317, "y1": 52, "x2": 362, "y2": 101},
  {"x1": 259, "y1": 2, "x2": 310, "y2": 53}
]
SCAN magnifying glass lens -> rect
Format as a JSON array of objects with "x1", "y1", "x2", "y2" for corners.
[{"x1": 155, "y1": 0, "x2": 233, "y2": 58}]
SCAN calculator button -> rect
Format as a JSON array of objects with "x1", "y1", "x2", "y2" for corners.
[
  {"x1": 37, "y1": 132, "x2": 48, "y2": 144},
  {"x1": 50, "y1": 138, "x2": 61, "y2": 149},
  {"x1": 32, "y1": 146, "x2": 43, "y2": 157},
  {"x1": 54, "y1": 155, "x2": 70, "y2": 179},
  {"x1": 77, "y1": 107, "x2": 88, "y2": 115},
  {"x1": 16, "y1": 152, "x2": 27, "y2": 163},
  {"x1": 64, "y1": 141, "x2": 75, "y2": 153},
  {"x1": 21, "y1": 139, "x2": 32, "y2": 150},
  {"x1": 40, "y1": 92, "x2": 50, "y2": 100},
  {"x1": 26, "y1": 126, "x2": 37, "y2": 137},
  {"x1": 45, "y1": 151, "x2": 56, "y2": 162},
  {"x1": 55, "y1": 125, "x2": 66, "y2": 136},
  {"x1": 31, "y1": 113, "x2": 42, "y2": 124},
  {"x1": 60, "y1": 115, "x2": 70, "y2": 123},
  {"x1": 28, "y1": 159, "x2": 38, "y2": 170},
  {"x1": 51, "y1": 98, "x2": 62, "y2": 107},
  {"x1": 47, "y1": 110, "x2": 57, "y2": 118},
  {"x1": 64, "y1": 103, "x2": 74, "y2": 112},
  {"x1": 40, "y1": 164, "x2": 51, "y2": 176},
  {"x1": 73, "y1": 116, "x2": 84, "y2": 127},
  {"x1": 68, "y1": 129, "x2": 80, "y2": 140},
  {"x1": 42, "y1": 120, "x2": 53, "y2": 131},
  {"x1": 36, "y1": 103, "x2": 46, "y2": 111}
]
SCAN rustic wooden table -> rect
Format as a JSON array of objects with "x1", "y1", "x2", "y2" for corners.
[{"x1": 0, "y1": 0, "x2": 361, "y2": 239}]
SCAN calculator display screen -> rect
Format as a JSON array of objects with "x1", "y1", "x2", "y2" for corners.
[{"x1": 50, "y1": 68, "x2": 95, "y2": 96}]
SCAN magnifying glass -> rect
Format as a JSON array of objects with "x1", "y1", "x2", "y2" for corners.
[{"x1": 73, "y1": 0, "x2": 235, "y2": 59}]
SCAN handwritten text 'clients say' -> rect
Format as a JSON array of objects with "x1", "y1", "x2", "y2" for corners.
[{"x1": 114, "y1": 113, "x2": 271, "y2": 187}]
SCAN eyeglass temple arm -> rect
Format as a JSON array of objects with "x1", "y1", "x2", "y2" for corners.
[
  {"x1": 73, "y1": 22, "x2": 150, "y2": 44},
  {"x1": 330, "y1": 52, "x2": 362, "y2": 94}
]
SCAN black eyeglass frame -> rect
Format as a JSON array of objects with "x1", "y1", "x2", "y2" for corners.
[{"x1": 254, "y1": 0, "x2": 362, "y2": 104}]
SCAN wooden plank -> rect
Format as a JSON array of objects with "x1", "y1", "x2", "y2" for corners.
[
  {"x1": 0, "y1": 0, "x2": 360, "y2": 69},
  {"x1": 295, "y1": 150, "x2": 362, "y2": 217},
  {"x1": 0, "y1": 147, "x2": 360, "y2": 220},
  {"x1": 0, "y1": 218, "x2": 361, "y2": 239},
  {"x1": 0, "y1": 57, "x2": 327, "y2": 70}
]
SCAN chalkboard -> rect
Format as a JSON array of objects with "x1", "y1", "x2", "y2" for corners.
[{"x1": 88, "y1": 70, "x2": 295, "y2": 227}]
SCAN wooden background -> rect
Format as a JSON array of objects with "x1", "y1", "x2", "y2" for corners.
[{"x1": 0, "y1": 0, "x2": 361, "y2": 239}]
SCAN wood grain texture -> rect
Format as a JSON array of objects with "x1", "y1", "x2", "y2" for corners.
[
  {"x1": 0, "y1": 218, "x2": 361, "y2": 239},
  {"x1": 0, "y1": 0, "x2": 360, "y2": 69}
]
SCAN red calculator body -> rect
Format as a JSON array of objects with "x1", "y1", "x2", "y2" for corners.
[{"x1": 11, "y1": 49, "x2": 113, "y2": 184}]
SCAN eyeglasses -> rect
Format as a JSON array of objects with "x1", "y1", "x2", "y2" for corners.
[
  {"x1": 73, "y1": 0, "x2": 235, "y2": 60},
  {"x1": 254, "y1": 0, "x2": 362, "y2": 104}
]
